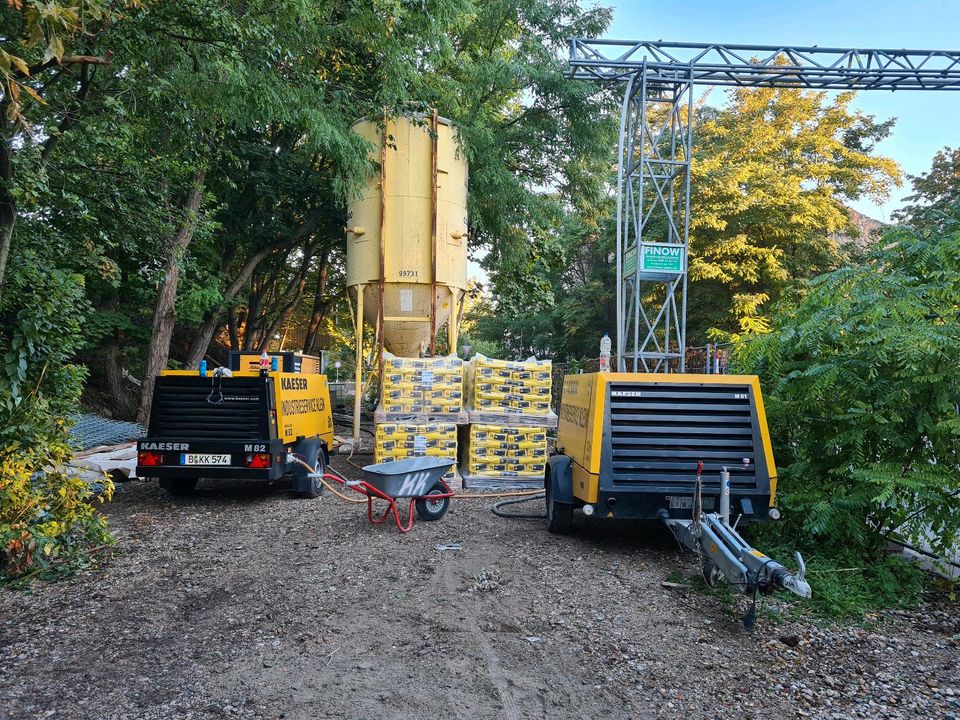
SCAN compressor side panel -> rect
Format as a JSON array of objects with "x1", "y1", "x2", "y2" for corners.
[{"x1": 273, "y1": 373, "x2": 334, "y2": 448}]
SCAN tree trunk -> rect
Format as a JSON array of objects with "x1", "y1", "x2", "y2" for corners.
[
  {"x1": 183, "y1": 241, "x2": 289, "y2": 368},
  {"x1": 0, "y1": 131, "x2": 15, "y2": 297},
  {"x1": 302, "y1": 252, "x2": 331, "y2": 353},
  {"x1": 227, "y1": 309, "x2": 240, "y2": 351},
  {"x1": 258, "y1": 258, "x2": 313, "y2": 353},
  {"x1": 104, "y1": 333, "x2": 137, "y2": 419},
  {"x1": 191, "y1": 213, "x2": 322, "y2": 360},
  {"x1": 0, "y1": 202, "x2": 15, "y2": 299},
  {"x1": 242, "y1": 280, "x2": 263, "y2": 351},
  {"x1": 136, "y1": 169, "x2": 207, "y2": 425}
]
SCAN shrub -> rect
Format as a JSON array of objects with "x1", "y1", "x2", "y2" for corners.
[
  {"x1": 0, "y1": 254, "x2": 114, "y2": 582},
  {"x1": 735, "y1": 224, "x2": 960, "y2": 614}
]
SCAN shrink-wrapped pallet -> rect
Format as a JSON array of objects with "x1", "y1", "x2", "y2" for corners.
[
  {"x1": 374, "y1": 422, "x2": 458, "y2": 481},
  {"x1": 375, "y1": 352, "x2": 466, "y2": 423},
  {"x1": 465, "y1": 355, "x2": 557, "y2": 427}
]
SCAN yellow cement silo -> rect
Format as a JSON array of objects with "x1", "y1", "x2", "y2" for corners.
[
  {"x1": 345, "y1": 113, "x2": 468, "y2": 442},
  {"x1": 346, "y1": 113, "x2": 468, "y2": 358}
]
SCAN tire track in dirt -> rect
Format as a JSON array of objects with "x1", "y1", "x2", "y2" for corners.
[{"x1": 436, "y1": 558, "x2": 522, "y2": 720}]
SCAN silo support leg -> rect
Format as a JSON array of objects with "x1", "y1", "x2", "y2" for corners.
[
  {"x1": 353, "y1": 285, "x2": 365, "y2": 445},
  {"x1": 449, "y1": 287, "x2": 460, "y2": 355}
]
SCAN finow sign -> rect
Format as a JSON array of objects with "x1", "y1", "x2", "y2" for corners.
[{"x1": 623, "y1": 242, "x2": 686, "y2": 275}]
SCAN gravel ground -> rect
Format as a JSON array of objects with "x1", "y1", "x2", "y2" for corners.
[{"x1": 1, "y1": 456, "x2": 958, "y2": 720}]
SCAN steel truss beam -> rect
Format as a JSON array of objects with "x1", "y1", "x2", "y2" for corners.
[
  {"x1": 569, "y1": 39, "x2": 960, "y2": 90},
  {"x1": 571, "y1": 38, "x2": 960, "y2": 373}
]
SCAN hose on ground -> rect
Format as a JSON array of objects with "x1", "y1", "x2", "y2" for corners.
[
  {"x1": 491, "y1": 492, "x2": 547, "y2": 519},
  {"x1": 290, "y1": 454, "x2": 367, "y2": 504},
  {"x1": 455, "y1": 489, "x2": 543, "y2": 499}
]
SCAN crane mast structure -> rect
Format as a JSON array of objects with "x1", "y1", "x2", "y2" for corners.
[{"x1": 567, "y1": 39, "x2": 960, "y2": 373}]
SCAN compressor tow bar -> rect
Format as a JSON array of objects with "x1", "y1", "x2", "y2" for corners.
[{"x1": 661, "y1": 462, "x2": 811, "y2": 626}]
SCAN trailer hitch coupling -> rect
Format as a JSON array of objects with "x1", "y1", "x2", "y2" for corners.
[{"x1": 661, "y1": 467, "x2": 812, "y2": 602}]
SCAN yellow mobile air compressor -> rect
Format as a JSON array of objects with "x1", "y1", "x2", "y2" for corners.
[{"x1": 548, "y1": 372, "x2": 810, "y2": 610}]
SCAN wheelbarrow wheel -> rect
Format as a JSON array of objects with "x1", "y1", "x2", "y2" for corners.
[{"x1": 415, "y1": 482, "x2": 450, "y2": 521}]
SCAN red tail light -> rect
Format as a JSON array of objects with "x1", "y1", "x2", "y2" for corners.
[
  {"x1": 138, "y1": 451, "x2": 163, "y2": 466},
  {"x1": 245, "y1": 453, "x2": 271, "y2": 469}
]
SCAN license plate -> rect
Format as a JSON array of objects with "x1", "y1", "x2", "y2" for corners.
[{"x1": 181, "y1": 453, "x2": 231, "y2": 466}]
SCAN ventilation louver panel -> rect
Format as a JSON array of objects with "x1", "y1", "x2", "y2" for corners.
[
  {"x1": 608, "y1": 382, "x2": 757, "y2": 489},
  {"x1": 151, "y1": 376, "x2": 266, "y2": 440}
]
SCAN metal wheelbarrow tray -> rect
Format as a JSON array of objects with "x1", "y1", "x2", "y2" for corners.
[{"x1": 325, "y1": 456, "x2": 455, "y2": 533}]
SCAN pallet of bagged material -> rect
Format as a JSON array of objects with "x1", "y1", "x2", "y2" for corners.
[
  {"x1": 380, "y1": 352, "x2": 464, "y2": 417},
  {"x1": 460, "y1": 423, "x2": 549, "y2": 491},
  {"x1": 374, "y1": 421, "x2": 459, "y2": 482},
  {"x1": 464, "y1": 354, "x2": 556, "y2": 426}
]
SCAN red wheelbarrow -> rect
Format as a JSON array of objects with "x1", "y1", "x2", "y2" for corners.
[{"x1": 324, "y1": 457, "x2": 455, "y2": 533}]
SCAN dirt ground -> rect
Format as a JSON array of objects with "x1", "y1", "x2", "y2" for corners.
[{"x1": 2, "y1": 457, "x2": 958, "y2": 720}]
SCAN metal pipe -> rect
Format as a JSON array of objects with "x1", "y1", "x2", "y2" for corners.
[
  {"x1": 377, "y1": 112, "x2": 387, "y2": 366},
  {"x1": 448, "y1": 286, "x2": 460, "y2": 354},
  {"x1": 633, "y1": 62, "x2": 648, "y2": 373},
  {"x1": 614, "y1": 73, "x2": 634, "y2": 372},
  {"x1": 429, "y1": 109, "x2": 439, "y2": 357},
  {"x1": 719, "y1": 466, "x2": 731, "y2": 526},
  {"x1": 678, "y1": 64, "x2": 693, "y2": 373}
]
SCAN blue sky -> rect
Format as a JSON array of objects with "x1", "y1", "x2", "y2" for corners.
[{"x1": 604, "y1": 0, "x2": 960, "y2": 221}]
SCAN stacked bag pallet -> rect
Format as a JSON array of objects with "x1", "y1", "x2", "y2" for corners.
[
  {"x1": 461, "y1": 355, "x2": 557, "y2": 488},
  {"x1": 374, "y1": 353, "x2": 466, "y2": 483},
  {"x1": 463, "y1": 424, "x2": 547, "y2": 480},
  {"x1": 374, "y1": 422, "x2": 458, "y2": 481},
  {"x1": 466, "y1": 356, "x2": 554, "y2": 421}
]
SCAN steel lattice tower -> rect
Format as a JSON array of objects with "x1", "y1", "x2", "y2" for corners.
[{"x1": 568, "y1": 40, "x2": 960, "y2": 372}]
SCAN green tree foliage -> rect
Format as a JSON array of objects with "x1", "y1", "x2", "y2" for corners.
[
  {"x1": 0, "y1": 253, "x2": 113, "y2": 579},
  {"x1": 893, "y1": 146, "x2": 960, "y2": 231},
  {"x1": 734, "y1": 198, "x2": 960, "y2": 612},
  {"x1": 469, "y1": 86, "x2": 900, "y2": 359},
  {"x1": 0, "y1": 0, "x2": 136, "y2": 128},
  {"x1": 0, "y1": 1, "x2": 144, "y2": 294},
  {"x1": 688, "y1": 87, "x2": 901, "y2": 338}
]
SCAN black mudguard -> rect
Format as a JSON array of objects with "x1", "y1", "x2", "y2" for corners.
[
  {"x1": 547, "y1": 454, "x2": 576, "y2": 505},
  {"x1": 290, "y1": 437, "x2": 324, "y2": 494}
]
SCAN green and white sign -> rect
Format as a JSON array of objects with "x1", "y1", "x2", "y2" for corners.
[
  {"x1": 640, "y1": 243, "x2": 685, "y2": 273},
  {"x1": 623, "y1": 243, "x2": 686, "y2": 276},
  {"x1": 624, "y1": 246, "x2": 638, "y2": 276}
]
